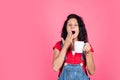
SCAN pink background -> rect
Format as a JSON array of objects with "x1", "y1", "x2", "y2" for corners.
[{"x1": 0, "y1": 0, "x2": 120, "y2": 80}]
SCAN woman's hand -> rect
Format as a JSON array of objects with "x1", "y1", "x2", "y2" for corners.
[
  {"x1": 61, "y1": 31, "x2": 74, "y2": 49},
  {"x1": 83, "y1": 43, "x2": 91, "y2": 54}
]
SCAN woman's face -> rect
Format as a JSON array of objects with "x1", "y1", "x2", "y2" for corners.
[{"x1": 66, "y1": 18, "x2": 79, "y2": 39}]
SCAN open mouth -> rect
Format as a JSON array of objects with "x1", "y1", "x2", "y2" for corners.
[{"x1": 72, "y1": 31, "x2": 75, "y2": 34}]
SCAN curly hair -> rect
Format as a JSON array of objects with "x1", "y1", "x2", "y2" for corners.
[{"x1": 61, "y1": 14, "x2": 88, "y2": 43}]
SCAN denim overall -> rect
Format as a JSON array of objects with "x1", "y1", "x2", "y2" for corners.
[{"x1": 58, "y1": 63, "x2": 89, "y2": 80}]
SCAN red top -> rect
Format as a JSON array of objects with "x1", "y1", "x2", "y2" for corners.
[{"x1": 53, "y1": 41, "x2": 94, "y2": 73}]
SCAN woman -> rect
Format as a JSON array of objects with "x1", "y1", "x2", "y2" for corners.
[{"x1": 52, "y1": 14, "x2": 95, "y2": 80}]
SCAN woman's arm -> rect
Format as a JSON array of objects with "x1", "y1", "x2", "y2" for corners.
[
  {"x1": 52, "y1": 31, "x2": 74, "y2": 71},
  {"x1": 85, "y1": 52, "x2": 95, "y2": 75},
  {"x1": 52, "y1": 45, "x2": 68, "y2": 71},
  {"x1": 83, "y1": 43, "x2": 95, "y2": 75}
]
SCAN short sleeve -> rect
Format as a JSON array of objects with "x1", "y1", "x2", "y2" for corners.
[
  {"x1": 90, "y1": 44, "x2": 94, "y2": 52},
  {"x1": 53, "y1": 41, "x2": 62, "y2": 51}
]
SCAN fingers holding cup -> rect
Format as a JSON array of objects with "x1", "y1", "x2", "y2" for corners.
[{"x1": 83, "y1": 43, "x2": 91, "y2": 53}]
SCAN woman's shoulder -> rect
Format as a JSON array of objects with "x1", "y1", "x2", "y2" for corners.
[
  {"x1": 53, "y1": 41, "x2": 62, "y2": 51},
  {"x1": 88, "y1": 43, "x2": 94, "y2": 52}
]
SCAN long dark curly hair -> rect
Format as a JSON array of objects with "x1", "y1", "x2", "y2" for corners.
[{"x1": 61, "y1": 14, "x2": 88, "y2": 43}]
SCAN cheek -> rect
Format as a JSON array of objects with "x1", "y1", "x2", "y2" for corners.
[
  {"x1": 66, "y1": 26, "x2": 71, "y2": 31},
  {"x1": 75, "y1": 29, "x2": 79, "y2": 37},
  {"x1": 76, "y1": 27, "x2": 79, "y2": 34},
  {"x1": 76, "y1": 31, "x2": 79, "y2": 36}
]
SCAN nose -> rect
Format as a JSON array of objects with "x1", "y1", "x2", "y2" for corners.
[{"x1": 71, "y1": 25, "x2": 75, "y2": 29}]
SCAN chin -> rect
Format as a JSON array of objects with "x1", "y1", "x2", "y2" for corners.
[{"x1": 73, "y1": 37, "x2": 78, "y2": 40}]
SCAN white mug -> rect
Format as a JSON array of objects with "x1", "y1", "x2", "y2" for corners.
[{"x1": 74, "y1": 41, "x2": 85, "y2": 53}]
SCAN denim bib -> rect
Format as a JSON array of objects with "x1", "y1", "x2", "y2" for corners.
[{"x1": 58, "y1": 63, "x2": 89, "y2": 80}]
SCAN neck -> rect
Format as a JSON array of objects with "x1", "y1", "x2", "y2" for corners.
[
  {"x1": 73, "y1": 37, "x2": 78, "y2": 41},
  {"x1": 70, "y1": 38, "x2": 78, "y2": 51}
]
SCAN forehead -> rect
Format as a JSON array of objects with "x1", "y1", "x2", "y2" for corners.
[{"x1": 67, "y1": 18, "x2": 78, "y2": 23}]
